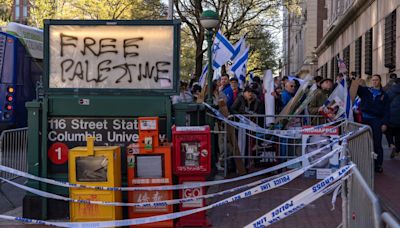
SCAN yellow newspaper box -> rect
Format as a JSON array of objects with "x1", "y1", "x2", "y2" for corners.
[{"x1": 68, "y1": 137, "x2": 122, "y2": 222}]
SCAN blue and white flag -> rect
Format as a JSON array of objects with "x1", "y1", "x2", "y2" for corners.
[
  {"x1": 249, "y1": 71, "x2": 254, "y2": 83},
  {"x1": 230, "y1": 47, "x2": 250, "y2": 89},
  {"x1": 337, "y1": 58, "x2": 353, "y2": 121},
  {"x1": 231, "y1": 36, "x2": 247, "y2": 62},
  {"x1": 199, "y1": 63, "x2": 208, "y2": 87},
  {"x1": 212, "y1": 30, "x2": 235, "y2": 70}
]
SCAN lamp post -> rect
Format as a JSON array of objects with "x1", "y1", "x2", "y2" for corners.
[{"x1": 200, "y1": 10, "x2": 219, "y2": 105}]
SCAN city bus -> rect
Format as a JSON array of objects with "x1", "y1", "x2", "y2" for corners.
[{"x1": 0, "y1": 22, "x2": 43, "y2": 131}]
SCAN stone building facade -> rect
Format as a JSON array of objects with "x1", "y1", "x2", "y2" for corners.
[
  {"x1": 282, "y1": 0, "x2": 327, "y2": 77},
  {"x1": 317, "y1": 0, "x2": 400, "y2": 85}
]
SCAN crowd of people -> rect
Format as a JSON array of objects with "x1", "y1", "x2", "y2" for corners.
[{"x1": 172, "y1": 71, "x2": 400, "y2": 173}]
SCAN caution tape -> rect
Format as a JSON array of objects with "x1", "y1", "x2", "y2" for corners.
[
  {"x1": 0, "y1": 162, "x2": 352, "y2": 227},
  {"x1": 0, "y1": 132, "x2": 349, "y2": 191},
  {"x1": 244, "y1": 164, "x2": 354, "y2": 228},
  {"x1": 0, "y1": 146, "x2": 343, "y2": 207},
  {"x1": 243, "y1": 121, "x2": 349, "y2": 146},
  {"x1": 203, "y1": 102, "x2": 345, "y2": 139}
]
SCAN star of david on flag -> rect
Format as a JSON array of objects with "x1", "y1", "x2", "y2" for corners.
[
  {"x1": 230, "y1": 47, "x2": 250, "y2": 89},
  {"x1": 212, "y1": 30, "x2": 236, "y2": 70}
]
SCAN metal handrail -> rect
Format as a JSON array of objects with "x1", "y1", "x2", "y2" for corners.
[{"x1": 382, "y1": 212, "x2": 400, "y2": 228}]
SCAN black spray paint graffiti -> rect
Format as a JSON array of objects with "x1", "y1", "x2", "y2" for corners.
[{"x1": 58, "y1": 33, "x2": 172, "y2": 84}]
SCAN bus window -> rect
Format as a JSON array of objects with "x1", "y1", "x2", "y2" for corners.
[{"x1": 1, "y1": 37, "x2": 15, "y2": 84}]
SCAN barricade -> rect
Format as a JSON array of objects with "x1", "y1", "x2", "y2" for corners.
[
  {"x1": 340, "y1": 122, "x2": 400, "y2": 228},
  {"x1": 223, "y1": 114, "x2": 326, "y2": 176},
  {"x1": 343, "y1": 165, "x2": 381, "y2": 228},
  {"x1": 0, "y1": 127, "x2": 28, "y2": 207},
  {"x1": 341, "y1": 121, "x2": 374, "y2": 187}
]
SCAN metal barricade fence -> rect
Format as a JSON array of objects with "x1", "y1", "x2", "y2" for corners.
[
  {"x1": 340, "y1": 122, "x2": 400, "y2": 228},
  {"x1": 341, "y1": 121, "x2": 374, "y2": 186},
  {"x1": 343, "y1": 166, "x2": 381, "y2": 228},
  {"x1": 0, "y1": 127, "x2": 28, "y2": 207},
  {"x1": 223, "y1": 114, "x2": 326, "y2": 176}
]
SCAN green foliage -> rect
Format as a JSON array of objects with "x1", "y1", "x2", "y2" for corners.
[
  {"x1": 180, "y1": 27, "x2": 196, "y2": 81},
  {"x1": 175, "y1": 0, "x2": 301, "y2": 80},
  {"x1": 0, "y1": 0, "x2": 13, "y2": 26},
  {"x1": 28, "y1": 0, "x2": 167, "y2": 28}
]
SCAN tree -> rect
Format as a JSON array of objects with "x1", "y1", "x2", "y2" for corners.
[
  {"x1": 28, "y1": 0, "x2": 167, "y2": 28},
  {"x1": 174, "y1": 0, "x2": 301, "y2": 80},
  {"x1": 0, "y1": 0, "x2": 13, "y2": 26}
]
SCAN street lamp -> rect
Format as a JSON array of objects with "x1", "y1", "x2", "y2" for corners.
[{"x1": 200, "y1": 10, "x2": 219, "y2": 105}]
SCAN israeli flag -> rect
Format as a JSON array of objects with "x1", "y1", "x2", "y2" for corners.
[
  {"x1": 231, "y1": 36, "x2": 247, "y2": 62},
  {"x1": 249, "y1": 71, "x2": 254, "y2": 83},
  {"x1": 337, "y1": 58, "x2": 354, "y2": 121},
  {"x1": 199, "y1": 63, "x2": 208, "y2": 87},
  {"x1": 212, "y1": 30, "x2": 235, "y2": 70},
  {"x1": 230, "y1": 47, "x2": 250, "y2": 89}
]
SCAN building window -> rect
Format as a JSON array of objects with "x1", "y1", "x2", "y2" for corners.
[
  {"x1": 14, "y1": 0, "x2": 20, "y2": 19},
  {"x1": 331, "y1": 58, "x2": 335, "y2": 78},
  {"x1": 324, "y1": 63, "x2": 328, "y2": 78},
  {"x1": 355, "y1": 36, "x2": 362, "y2": 76},
  {"x1": 343, "y1": 45, "x2": 350, "y2": 72},
  {"x1": 334, "y1": 54, "x2": 339, "y2": 76},
  {"x1": 384, "y1": 10, "x2": 396, "y2": 71},
  {"x1": 365, "y1": 28, "x2": 373, "y2": 75}
]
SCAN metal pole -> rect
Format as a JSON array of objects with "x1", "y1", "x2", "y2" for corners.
[
  {"x1": 206, "y1": 29, "x2": 213, "y2": 105},
  {"x1": 168, "y1": 0, "x2": 173, "y2": 19}
]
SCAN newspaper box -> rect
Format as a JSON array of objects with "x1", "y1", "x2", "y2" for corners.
[
  {"x1": 127, "y1": 117, "x2": 173, "y2": 227},
  {"x1": 172, "y1": 126, "x2": 211, "y2": 227},
  {"x1": 68, "y1": 137, "x2": 122, "y2": 222}
]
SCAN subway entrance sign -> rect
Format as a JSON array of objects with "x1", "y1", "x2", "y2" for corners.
[{"x1": 24, "y1": 20, "x2": 180, "y2": 220}]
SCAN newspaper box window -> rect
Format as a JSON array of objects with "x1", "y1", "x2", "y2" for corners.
[
  {"x1": 181, "y1": 142, "x2": 201, "y2": 167},
  {"x1": 76, "y1": 156, "x2": 108, "y2": 182},
  {"x1": 136, "y1": 155, "x2": 164, "y2": 178}
]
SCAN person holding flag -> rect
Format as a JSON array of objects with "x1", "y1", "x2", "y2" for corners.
[{"x1": 356, "y1": 74, "x2": 390, "y2": 173}]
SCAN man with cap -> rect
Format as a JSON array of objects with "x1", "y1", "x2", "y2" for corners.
[
  {"x1": 230, "y1": 76, "x2": 241, "y2": 102},
  {"x1": 231, "y1": 85, "x2": 263, "y2": 114},
  {"x1": 308, "y1": 78, "x2": 334, "y2": 124}
]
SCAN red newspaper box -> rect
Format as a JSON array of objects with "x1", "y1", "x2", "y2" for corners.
[{"x1": 172, "y1": 125, "x2": 211, "y2": 227}]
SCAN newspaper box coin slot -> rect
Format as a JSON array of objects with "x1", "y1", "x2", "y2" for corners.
[
  {"x1": 127, "y1": 117, "x2": 173, "y2": 227},
  {"x1": 68, "y1": 137, "x2": 122, "y2": 222},
  {"x1": 172, "y1": 126, "x2": 211, "y2": 227}
]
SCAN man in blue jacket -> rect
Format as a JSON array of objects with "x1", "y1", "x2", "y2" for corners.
[
  {"x1": 219, "y1": 74, "x2": 234, "y2": 108},
  {"x1": 357, "y1": 74, "x2": 390, "y2": 173},
  {"x1": 281, "y1": 80, "x2": 296, "y2": 107}
]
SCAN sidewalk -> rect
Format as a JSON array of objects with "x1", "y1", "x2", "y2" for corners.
[
  {"x1": 207, "y1": 174, "x2": 342, "y2": 228},
  {"x1": 374, "y1": 148, "x2": 400, "y2": 220}
]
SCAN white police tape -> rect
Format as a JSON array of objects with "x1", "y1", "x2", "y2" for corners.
[
  {"x1": 243, "y1": 121, "x2": 347, "y2": 146},
  {"x1": 0, "y1": 162, "x2": 352, "y2": 227},
  {"x1": 203, "y1": 102, "x2": 344, "y2": 139},
  {"x1": 244, "y1": 164, "x2": 354, "y2": 228},
  {"x1": 0, "y1": 146, "x2": 343, "y2": 208},
  {"x1": 0, "y1": 134, "x2": 349, "y2": 191}
]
